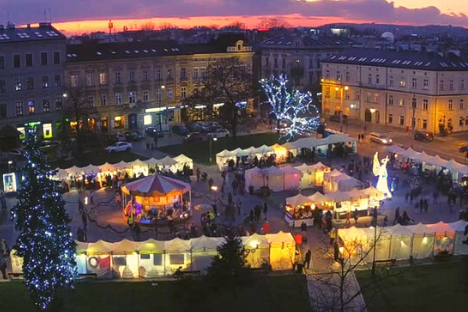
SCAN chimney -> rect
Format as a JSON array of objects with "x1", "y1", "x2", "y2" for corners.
[
  {"x1": 0, "y1": 25, "x2": 4, "y2": 31},
  {"x1": 7, "y1": 22, "x2": 15, "y2": 30},
  {"x1": 27, "y1": 24, "x2": 31, "y2": 29},
  {"x1": 39, "y1": 22, "x2": 50, "y2": 28}
]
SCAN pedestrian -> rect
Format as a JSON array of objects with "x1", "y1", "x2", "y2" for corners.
[
  {"x1": 263, "y1": 203, "x2": 268, "y2": 220},
  {"x1": 254, "y1": 204, "x2": 261, "y2": 222},
  {"x1": 419, "y1": 199, "x2": 424, "y2": 213},
  {"x1": 212, "y1": 203, "x2": 218, "y2": 217},
  {"x1": 304, "y1": 249, "x2": 311, "y2": 269},
  {"x1": 262, "y1": 221, "x2": 270, "y2": 234},
  {"x1": 249, "y1": 210, "x2": 254, "y2": 223},
  {"x1": 146, "y1": 142, "x2": 150, "y2": 152},
  {"x1": 0, "y1": 255, "x2": 7, "y2": 279},
  {"x1": 353, "y1": 209, "x2": 359, "y2": 224},
  {"x1": 196, "y1": 168, "x2": 201, "y2": 182},
  {"x1": 237, "y1": 199, "x2": 242, "y2": 216},
  {"x1": 154, "y1": 136, "x2": 158, "y2": 147},
  {"x1": 115, "y1": 192, "x2": 122, "y2": 205},
  {"x1": 345, "y1": 210, "x2": 351, "y2": 226},
  {"x1": 393, "y1": 207, "x2": 401, "y2": 225},
  {"x1": 424, "y1": 198, "x2": 429, "y2": 213},
  {"x1": 0, "y1": 191, "x2": 6, "y2": 212},
  {"x1": 329, "y1": 228, "x2": 336, "y2": 246},
  {"x1": 1, "y1": 239, "x2": 9, "y2": 258},
  {"x1": 82, "y1": 211, "x2": 88, "y2": 231}
]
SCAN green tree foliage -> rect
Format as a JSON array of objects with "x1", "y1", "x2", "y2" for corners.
[{"x1": 10, "y1": 129, "x2": 77, "y2": 310}]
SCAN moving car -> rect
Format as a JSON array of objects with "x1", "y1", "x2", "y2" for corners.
[
  {"x1": 145, "y1": 127, "x2": 165, "y2": 138},
  {"x1": 207, "y1": 128, "x2": 230, "y2": 138},
  {"x1": 172, "y1": 125, "x2": 190, "y2": 136},
  {"x1": 105, "y1": 141, "x2": 133, "y2": 153},
  {"x1": 182, "y1": 132, "x2": 204, "y2": 143},
  {"x1": 414, "y1": 131, "x2": 434, "y2": 142},
  {"x1": 329, "y1": 114, "x2": 348, "y2": 123},
  {"x1": 125, "y1": 130, "x2": 143, "y2": 141},
  {"x1": 369, "y1": 132, "x2": 393, "y2": 145}
]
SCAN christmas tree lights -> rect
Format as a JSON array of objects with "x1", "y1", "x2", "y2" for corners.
[
  {"x1": 10, "y1": 128, "x2": 77, "y2": 310},
  {"x1": 260, "y1": 74, "x2": 321, "y2": 140}
]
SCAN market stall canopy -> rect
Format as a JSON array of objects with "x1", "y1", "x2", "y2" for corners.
[
  {"x1": 254, "y1": 144, "x2": 273, "y2": 155},
  {"x1": 113, "y1": 161, "x2": 128, "y2": 170},
  {"x1": 309, "y1": 162, "x2": 330, "y2": 171},
  {"x1": 137, "y1": 239, "x2": 165, "y2": 254},
  {"x1": 449, "y1": 220, "x2": 468, "y2": 232},
  {"x1": 216, "y1": 149, "x2": 231, "y2": 157},
  {"x1": 291, "y1": 137, "x2": 320, "y2": 149},
  {"x1": 400, "y1": 148, "x2": 420, "y2": 159},
  {"x1": 121, "y1": 174, "x2": 190, "y2": 196},
  {"x1": 282, "y1": 142, "x2": 297, "y2": 151},
  {"x1": 129, "y1": 159, "x2": 148, "y2": 168},
  {"x1": 54, "y1": 169, "x2": 69, "y2": 179},
  {"x1": 326, "y1": 191, "x2": 353, "y2": 202},
  {"x1": 266, "y1": 231, "x2": 295, "y2": 244},
  {"x1": 263, "y1": 166, "x2": 283, "y2": 175},
  {"x1": 419, "y1": 151, "x2": 434, "y2": 163},
  {"x1": 240, "y1": 147, "x2": 255, "y2": 157},
  {"x1": 326, "y1": 169, "x2": 343, "y2": 177},
  {"x1": 112, "y1": 239, "x2": 139, "y2": 254},
  {"x1": 347, "y1": 188, "x2": 367, "y2": 199},
  {"x1": 157, "y1": 156, "x2": 178, "y2": 167},
  {"x1": 164, "y1": 237, "x2": 190, "y2": 252},
  {"x1": 386, "y1": 224, "x2": 414, "y2": 236},
  {"x1": 173, "y1": 154, "x2": 193, "y2": 165},
  {"x1": 80, "y1": 164, "x2": 99, "y2": 174},
  {"x1": 295, "y1": 163, "x2": 311, "y2": 173},
  {"x1": 75, "y1": 241, "x2": 88, "y2": 254},
  {"x1": 245, "y1": 166, "x2": 263, "y2": 176},
  {"x1": 386, "y1": 145, "x2": 405, "y2": 154},
  {"x1": 362, "y1": 186, "x2": 385, "y2": 199},
  {"x1": 281, "y1": 165, "x2": 301, "y2": 175},
  {"x1": 338, "y1": 226, "x2": 367, "y2": 241},
  {"x1": 427, "y1": 221, "x2": 455, "y2": 234},
  {"x1": 242, "y1": 233, "x2": 269, "y2": 248},
  {"x1": 190, "y1": 235, "x2": 224, "y2": 250},
  {"x1": 325, "y1": 134, "x2": 356, "y2": 145},
  {"x1": 430, "y1": 155, "x2": 447, "y2": 167},
  {"x1": 87, "y1": 240, "x2": 114, "y2": 255},
  {"x1": 270, "y1": 143, "x2": 287, "y2": 153},
  {"x1": 66, "y1": 165, "x2": 83, "y2": 176},
  {"x1": 407, "y1": 223, "x2": 435, "y2": 235},
  {"x1": 144, "y1": 158, "x2": 159, "y2": 166},
  {"x1": 444, "y1": 159, "x2": 468, "y2": 174},
  {"x1": 286, "y1": 193, "x2": 313, "y2": 206},
  {"x1": 99, "y1": 162, "x2": 116, "y2": 172},
  {"x1": 309, "y1": 192, "x2": 330, "y2": 203}
]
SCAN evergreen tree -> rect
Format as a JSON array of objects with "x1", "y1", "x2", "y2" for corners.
[
  {"x1": 206, "y1": 236, "x2": 250, "y2": 287},
  {"x1": 10, "y1": 129, "x2": 77, "y2": 310}
]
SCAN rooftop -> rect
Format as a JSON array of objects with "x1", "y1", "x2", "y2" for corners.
[
  {"x1": 0, "y1": 22, "x2": 66, "y2": 44},
  {"x1": 261, "y1": 35, "x2": 362, "y2": 49},
  {"x1": 323, "y1": 49, "x2": 468, "y2": 71}
]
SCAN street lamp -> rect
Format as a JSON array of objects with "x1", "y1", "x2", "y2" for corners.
[
  {"x1": 211, "y1": 185, "x2": 218, "y2": 202},
  {"x1": 411, "y1": 96, "x2": 417, "y2": 148},
  {"x1": 8, "y1": 160, "x2": 12, "y2": 173},
  {"x1": 336, "y1": 85, "x2": 349, "y2": 133},
  {"x1": 209, "y1": 137, "x2": 217, "y2": 163}
]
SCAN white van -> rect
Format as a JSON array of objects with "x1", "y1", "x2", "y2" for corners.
[{"x1": 369, "y1": 132, "x2": 393, "y2": 145}]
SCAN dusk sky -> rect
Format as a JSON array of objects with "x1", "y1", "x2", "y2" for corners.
[{"x1": 3, "y1": 0, "x2": 468, "y2": 35}]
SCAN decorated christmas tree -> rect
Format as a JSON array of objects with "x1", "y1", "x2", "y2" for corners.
[{"x1": 10, "y1": 128, "x2": 76, "y2": 310}]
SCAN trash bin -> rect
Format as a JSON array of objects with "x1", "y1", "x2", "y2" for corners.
[{"x1": 249, "y1": 186, "x2": 254, "y2": 195}]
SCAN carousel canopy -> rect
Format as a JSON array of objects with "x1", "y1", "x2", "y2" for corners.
[
  {"x1": 122, "y1": 174, "x2": 190, "y2": 197},
  {"x1": 286, "y1": 193, "x2": 313, "y2": 206}
]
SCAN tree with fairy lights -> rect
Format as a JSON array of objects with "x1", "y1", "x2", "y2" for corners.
[
  {"x1": 10, "y1": 128, "x2": 77, "y2": 310},
  {"x1": 260, "y1": 74, "x2": 321, "y2": 141}
]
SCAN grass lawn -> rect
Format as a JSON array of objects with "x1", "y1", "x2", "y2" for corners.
[
  {"x1": 54, "y1": 151, "x2": 147, "y2": 169},
  {"x1": 159, "y1": 132, "x2": 283, "y2": 165},
  {"x1": 356, "y1": 262, "x2": 468, "y2": 312},
  {"x1": 0, "y1": 275, "x2": 311, "y2": 312}
]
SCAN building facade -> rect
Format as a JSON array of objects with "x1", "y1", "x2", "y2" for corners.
[
  {"x1": 321, "y1": 49, "x2": 468, "y2": 134},
  {"x1": 0, "y1": 22, "x2": 66, "y2": 141},
  {"x1": 260, "y1": 34, "x2": 361, "y2": 90},
  {"x1": 65, "y1": 39, "x2": 253, "y2": 133}
]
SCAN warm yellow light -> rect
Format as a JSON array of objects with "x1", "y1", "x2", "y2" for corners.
[
  {"x1": 115, "y1": 116, "x2": 122, "y2": 121},
  {"x1": 321, "y1": 78, "x2": 324, "y2": 82},
  {"x1": 370, "y1": 108, "x2": 376, "y2": 113},
  {"x1": 211, "y1": 186, "x2": 218, "y2": 191},
  {"x1": 339, "y1": 246, "x2": 344, "y2": 254},
  {"x1": 344, "y1": 86, "x2": 349, "y2": 91},
  {"x1": 335, "y1": 87, "x2": 339, "y2": 91}
]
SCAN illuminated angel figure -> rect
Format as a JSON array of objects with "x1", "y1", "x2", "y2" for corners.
[{"x1": 373, "y1": 152, "x2": 392, "y2": 198}]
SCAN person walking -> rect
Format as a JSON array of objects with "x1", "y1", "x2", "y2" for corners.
[
  {"x1": 263, "y1": 203, "x2": 268, "y2": 220},
  {"x1": 393, "y1": 207, "x2": 401, "y2": 225},
  {"x1": 146, "y1": 142, "x2": 150, "y2": 152},
  {"x1": 154, "y1": 136, "x2": 158, "y2": 147},
  {"x1": 353, "y1": 209, "x2": 359, "y2": 225},
  {"x1": 196, "y1": 168, "x2": 201, "y2": 182},
  {"x1": 237, "y1": 199, "x2": 242, "y2": 216},
  {"x1": 1, "y1": 239, "x2": 10, "y2": 258},
  {"x1": 212, "y1": 203, "x2": 218, "y2": 217},
  {"x1": 0, "y1": 255, "x2": 7, "y2": 279},
  {"x1": 345, "y1": 210, "x2": 351, "y2": 226},
  {"x1": 304, "y1": 249, "x2": 312, "y2": 269},
  {"x1": 329, "y1": 228, "x2": 336, "y2": 246},
  {"x1": 150, "y1": 143, "x2": 154, "y2": 151},
  {"x1": 81, "y1": 211, "x2": 88, "y2": 231}
]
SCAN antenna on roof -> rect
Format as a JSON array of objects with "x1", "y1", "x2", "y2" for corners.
[
  {"x1": 48, "y1": 7, "x2": 52, "y2": 23},
  {"x1": 43, "y1": 8, "x2": 47, "y2": 23},
  {"x1": 7, "y1": 12, "x2": 10, "y2": 24}
]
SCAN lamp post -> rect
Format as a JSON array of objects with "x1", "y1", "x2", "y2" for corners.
[
  {"x1": 411, "y1": 96, "x2": 416, "y2": 149},
  {"x1": 159, "y1": 85, "x2": 165, "y2": 131},
  {"x1": 209, "y1": 137, "x2": 217, "y2": 163},
  {"x1": 8, "y1": 160, "x2": 12, "y2": 173},
  {"x1": 211, "y1": 185, "x2": 218, "y2": 202}
]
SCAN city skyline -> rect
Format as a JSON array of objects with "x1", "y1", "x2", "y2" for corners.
[{"x1": 2, "y1": 0, "x2": 468, "y2": 35}]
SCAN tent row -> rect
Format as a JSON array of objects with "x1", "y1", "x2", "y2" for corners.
[
  {"x1": 245, "y1": 162, "x2": 331, "y2": 193},
  {"x1": 338, "y1": 220, "x2": 468, "y2": 263},
  {"x1": 216, "y1": 134, "x2": 357, "y2": 170},
  {"x1": 53, "y1": 154, "x2": 193, "y2": 180},
  {"x1": 323, "y1": 169, "x2": 362, "y2": 193},
  {"x1": 388, "y1": 146, "x2": 468, "y2": 177},
  {"x1": 10, "y1": 232, "x2": 296, "y2": 279}
]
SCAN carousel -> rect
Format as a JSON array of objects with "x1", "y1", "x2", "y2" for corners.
[{"x1": 121, "y1": 174, "x2": 192, "y2": 225}]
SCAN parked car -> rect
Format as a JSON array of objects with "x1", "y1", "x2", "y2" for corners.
[
  {"x1": 369, "y1": 132, "x2": 393, "y2": 145},
  {"x1": 329, "y1": 114, "x2": 348, "y2": 122},
  {"x1": 207, "y1": 128, "x2": 230, "y2": 138},
  {"x1": 125, "y1": 130, "x2": 143, "y2": 141},
  {"x1": 414, "y1": 131, "x2": 434, "y2": 142},
  {"x1": 8, "y1": 148, "x2": 23, "y2": 157},
  {"x1": 172, "y1": 125, "x2": 190, "y2": 136},
  {"x1": 182, "y1": 132, "x2": 204, "y2": 143},
  {"x1": 145, "y1": 127, "x2": 165, "y2": 138},
  {"x1": 116, "y1": 133, "x2": 126, "y2": 141},
  {"x1": 105, "y1": 141, "x2": 133, "y2": 153}
]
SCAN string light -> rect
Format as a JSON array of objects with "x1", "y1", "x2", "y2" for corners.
[
  {"x1": 260, "y1": 74, "x2": 321, "y2": 141},
  {"x1": 10, "y1": 128, "x2": 77, "y2": 310}
]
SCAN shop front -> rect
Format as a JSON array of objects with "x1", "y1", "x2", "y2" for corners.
[{"x1": 145, "y1": 106, "x2": 181, "y2": 131}]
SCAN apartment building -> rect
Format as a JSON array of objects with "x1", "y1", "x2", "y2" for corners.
[
  {"x1": 65, "y1": 39, "x2": 253, "y2": 133},
  {"x1": 0, "y1": 22, "x2": 66, "y2": 142},
  {"x1": 321, "y1": 49, "x2": 468, "y2": 134},
  {"x1": 261, "y1": 34, "x2": 361, "y2": 90}
]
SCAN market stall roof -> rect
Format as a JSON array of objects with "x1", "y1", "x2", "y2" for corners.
[
  {"x1": 86, "y1": 240, "x2": 114, "y2": 255},
  {"x1": 216, "y1": 149, "x2": 231, "y2": 157},
  {"x1": 263, "y1": 166, "x2": 283, "y2": 175},
  {"x1": 386, "y1": 224, "x2": 414, "y2": 236},
  {"x1": 347, "y1": 188, "x2": 367, "y2": 199},
  {"x1": 54, "y1": 169, "x2": 69, "y2": 179},
  {"x1": 270, "y1": 143, "x2": 287, "y2": 152},
  {"x1": 294, "y1": 163, "x2": 311, "y2": 173},
  {"x1": 362, "y1": 186, "x2": 385, "y2": 198},
  {"x1": 308, "y1": 192, "x2": 330, "y2": 203},
  {"x1": 282, "y1": 142, "x2": 297, "y2": 150},
  {"x1": 444, "y1": 159, "x2": 468, "y2": 174},
  {"x1": 449, "y1": 220, "x2": 468, "y2": 232},
  {"x1": 326, "y1": 191, "x2": 353, "y2": 202},
  {"x1": 75, "y1": 241, "x2": 88, "y2": 254},
  {"x1": 80, "y1": 164, "x2": 99, "y2": 174},
  {"x1": 112, "y1": 239, "x2": 139, "y2": 254},
  {"x1": 400, "y1": 147, "x2": 420, "y2": 159},
  {"x1": 164, "y1": 237, "x2": 190, "y2": 252},
  {"x1": 113, "y1": 161, "x2": 128, "y2": 170},
  {"x1": 66, "y1": 165, "x2": 83, "y2": 176},
  {"x1": 254, "y1": 144, "x2": 273, "y2": 155},
  {"x1": 245, "y1": 166, "x2": 263, "y2": 176},
  {"x1": 430, "y1": 155, "x2": 447, "y2": 167},
  {"x1": 240, "y1": 147, "x2": 255, "y2": 157},
  {"x1": 427, "y1": 221, "x2": 455, "y2": 234},
  {"x1": 99, "y1": 162, "x2": 116, "y2": 172},
  {"x1": 419, "y1": 151, "x2": 434, "y2": 163},
  {"x1": 325, "y1": 134, "x2": 356, "y2": 145},
  {"x1": 128, "y1": 159, "x2": 148, "y2": 167},
  {"x1": 386, "y1": 145, "x2": 405, "y2": 154},
  {"x1": 137, "y1": 239, "x2": 165, "y2": 254},
  {"x1": 157, "y1": 156, "x2": 178, "y2": 167},
  {"x1": 338, "y1": 226, "x2": 367, "y2": 241},
  {"x1": 309, "y1": 162, "x2": 330, "y2": 171},
  {"x1": 290, "y1": 137, "x2": 320, "y2": 149},
  {"x1": 144, "y1": 158, "x2": 159, "y2": 166},
  {"x1": 407, "y1": 223, "x2": 435, "y2": 235},
  {"x1": 241, "y1": 233, "x2": 269, "y2": 248},
  {"x1": 281, "y1": 165, "x2": 301, "y2": 174},
  {"x1": 266, "y1": 231, "x2": 295, "y2": 244},
  {"x1": 121, "y1": 174, "x2": 190, "y2": 196},
  {"x1": 286, "y1": 193, "x2": 313, "y2": 206},
  {"x1": 173, "y1": 154, "x2": 193, "y2": 164},
  {"x1": 190, "y1": 235, "x2": 224, "y2": 250}
]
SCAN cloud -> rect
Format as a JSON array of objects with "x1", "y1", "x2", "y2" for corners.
[{"x1": 3, "y1": 0, "x2": 468, "y2": 27}]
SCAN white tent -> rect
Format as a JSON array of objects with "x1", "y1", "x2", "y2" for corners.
[
  {"x1": 286, "y1": 193, "x2": 313, "y2": 206},
  {"x1": 158, "y1": 156, "x2": 178, "y2": 171},
  {"x1": 295, "y1": 163, "x2": 314, "y2": 189},
  {"x1": 111, "y1": 239, "x2": 139, "y2": 278},
  {"x1": 266, "y1": 231, "x2": 295, "y2": 270},
  {"x1": 407, "y1": 223, "x2": 435, "y2": 259},
  {"x1": 66, "y1": 165, "x2": 83, "y2": 176},
  {"x1": 445, "y1": 159, "x2": 468, "y2": 176},
  {"x1": 245, "y1": 167, "x2": 266, "y2": 193},
  {"x1": 190, "y1": 236, "x2": 225, "y2": 273},
  {"x1": 309, "y1": 162, "x2": 331, "y2": 186},
  {"x1": 113, "y1": 161, "x2": 129, "y2": 170},
  {"x1": 281, "y1": 165, "x2": 301, "y2": 191},
  {"x1": 263, "y1": 166, "x2": 284, "y2": 192},
  {"x1": 386, "y1": 224, "x2": 413, "y2": 260},
  {"x1": 99, "y1": 162, "x2": 116, "y2": 173},
  {"x1": 400, "y1": 148, "x2": 420, "y2": 159},
  {"x1": 324, "y1": 171, "x2": 360, "y2": 193},
  {"x1": 163, "y1": 238, "x2": 191, "y2": 274},
  {"x1": 137, "y1": 239, "x2": 165, "y2": 278},
  {"x1": 173, "y1": 154, "x2": 194, "y2": 171},
  {"x1": 144, "y1": 158, "x2": 159, "y2": 167},
  {"x1": 241, "y1": 234, "x2": 270, "y2": 268},
  {"x1": 80, "y1": 164, "x2": 100, "y2": 174},
  {"x1": 449, "y1": 220, "x2": 468, "y2": 255},
  {"x1": 386, "y1": 145, "x2": 405, "y2": 154},
  {"x1": 253, "y1": 145, "x2": 273, "y2": 156},
  {"x1": 323, "y1": 169, "x2": 343, "y2": 193},
  {"x1": 430, "y1": 155, "x2": 447, "y2": 168},
  {"x1": 427, "y1": 221, "x2": 456, "y2": 254}
]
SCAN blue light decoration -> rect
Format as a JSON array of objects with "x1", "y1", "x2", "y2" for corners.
[
  {"x1": 260, "y1": 74, "x2": 321, "y2": 141},
  {"x1": 10, "y1": 128, "x2": 77, "y2": 310}
]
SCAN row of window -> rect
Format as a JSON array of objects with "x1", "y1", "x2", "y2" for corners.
[
  {"x1": 265, "y1": 54, "x2": 330, "y2": 70},
  {"x1": 0, "y1": 75, "x2": 61, "y2": 92},
  {"x1": 71, "y1": 67, "x2": 206, "y2": 87},
  {"x1": 0, "y1": 52, "x2": 61, "y2": 69},
  {"x1": 388, "y1": 95, "x2": 465, "y2": 111},
  {"x1": 86, "y1": 88, "x2": 188, "y2": 107},
  {"x1": 0, "y1": 98, "x2": 63, "y2": 118}
]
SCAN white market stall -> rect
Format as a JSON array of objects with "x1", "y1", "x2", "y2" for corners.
[
  {"x1": 266, "y1": 231, "x2": 296, "y2": 270},
  {"x1": 190, "y1": 235, "x2": 224, "y2": 273},
  {"x1": 173, "y1": 154, "x2": 194, "y2": 171},
  {"x1": 281, "y1": 165, "x2": 301, "y2": 191},
  {"x1": 111, "y1": 239, "x2": 140, "y2": 278},
  {"x1": 137, "y1": 239, "x2": 166, "y2": 278},
  {"x1": 323, "y1": 170, "x2": 360, "y2": 194},
  {"x1": 242, "y1": 234, "x2": 270, "y2": 268},
  {"x1": 263, "y1": 166, "x2": 285, "y2": 192},
  {"x1": 449, "y1": 220, "x2": 468, "y2": 255}
]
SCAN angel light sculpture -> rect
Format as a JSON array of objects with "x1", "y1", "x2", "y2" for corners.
[{"x1": 373, "y1": 152, "x2": 392, "y2": 199}]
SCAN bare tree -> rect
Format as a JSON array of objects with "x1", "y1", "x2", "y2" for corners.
[
  {"x1": 257, "y1": 18, "x2": 290, "y2": 29},
  {"x1": 309, "y1": 227, "x2": 405, "y2": 312},
  {"x1": 159, "y1": 23, "x2": 175, "y2": 30},
  {"x1": 141, "y1": 21, "x2": 155, "y2": 31}
]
